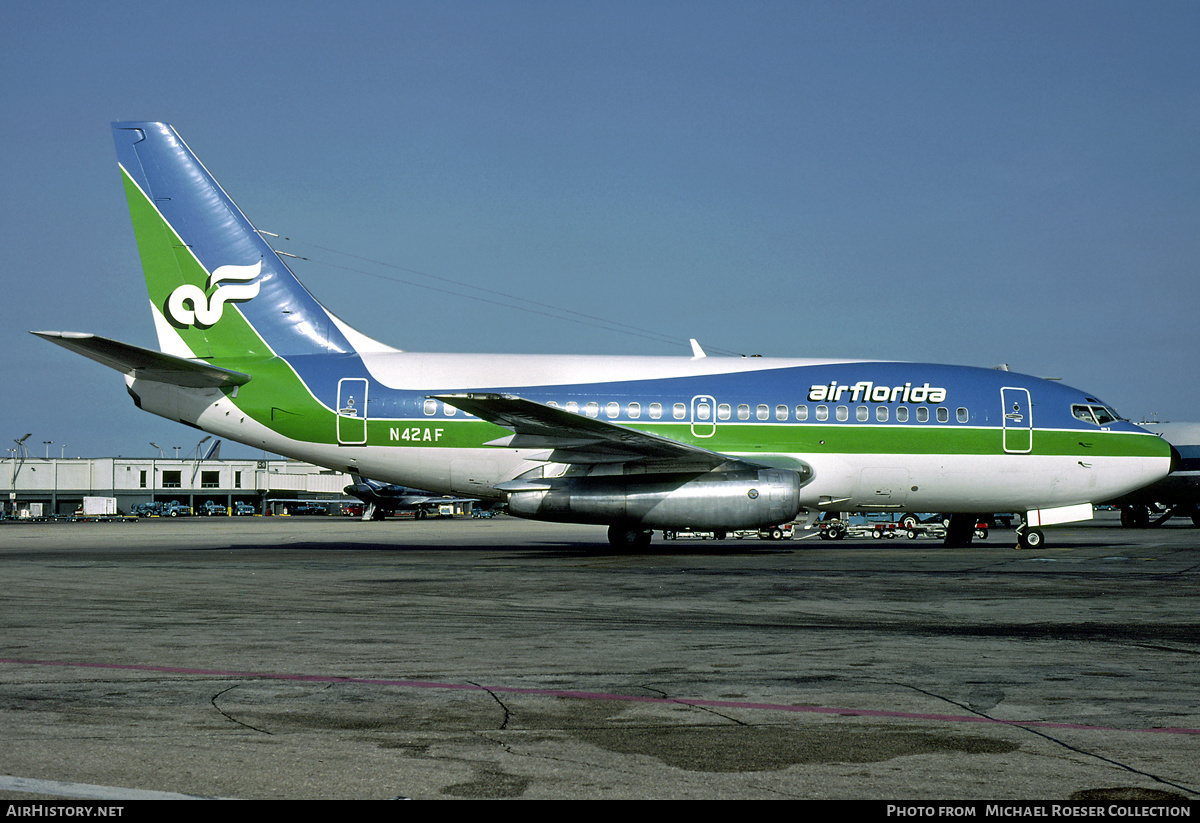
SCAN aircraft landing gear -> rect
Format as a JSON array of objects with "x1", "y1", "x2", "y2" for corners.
[
  {"x1": 1015, "y1": 525, "x2": 1044, "y2": 550},
  {"x1": 943, "y1": 514, "x2": 979, "y2": 547},
  {"x1": 608, "y1": 524, "x2": 652, "y2": 551}
]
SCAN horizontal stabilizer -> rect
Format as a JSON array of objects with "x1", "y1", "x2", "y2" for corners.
[{"x1": 32, "y1": 331, "x2": 251, "y2": 389}]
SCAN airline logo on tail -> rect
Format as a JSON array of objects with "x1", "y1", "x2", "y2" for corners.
[{"x1": 165, "y1": 261, "x2": 262, "y2": 328}]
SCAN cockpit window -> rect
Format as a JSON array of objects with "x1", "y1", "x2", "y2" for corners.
[{"x1": 1072, "y1": 404, "x2": 1119, "y2": 426}]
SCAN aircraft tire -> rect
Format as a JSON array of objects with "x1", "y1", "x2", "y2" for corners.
[
  {"x1": 1017, "y1": 528, "x2": 1044, "y2": 550},
  {"x1": 608, "y1": 524, "x2": 652, "y2": 551}
]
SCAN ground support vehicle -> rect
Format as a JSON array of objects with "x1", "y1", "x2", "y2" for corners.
[
  {"x1": 899, "y1": 522, "x2": 948, "y2": 540},
  {"x1": 816, "y1": 516, "x2": 986, "y2": 541},
  {"x1": 197, "y1": 500, "x2": 227, "y2": 516},
  {"x1": 728, "y1": 523, "x2": 797, "y2": 540},
  {"x1": 662, "y1": 528, "x2": 721, "y2": 540},
  {"x1": 288, "y1": 502, "x2": 329, "y2": 516}
]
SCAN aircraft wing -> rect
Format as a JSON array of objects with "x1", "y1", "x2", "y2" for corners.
[
  {"x1": 33, "y1": 332, "x2": 251, "y2": 390},
  {"x1": 432, "y1": 392, "x2": 738, "y2": 467}
]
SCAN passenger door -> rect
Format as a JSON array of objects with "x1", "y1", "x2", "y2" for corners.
[{"x1": 1001, "y1": 387, "x2": 1032, "y2": 453}]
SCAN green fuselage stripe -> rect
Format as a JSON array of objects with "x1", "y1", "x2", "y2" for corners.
[{"x1": 360, "y1": 417, "x2": 1161, "y2": 458}]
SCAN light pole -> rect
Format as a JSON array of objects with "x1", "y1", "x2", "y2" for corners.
[
  {"x1": 43, "y1": 441, "x2": 52, "y2": 459},
  {"x1": 150, "y1": 442, "x2": 164, "y2": 458}
]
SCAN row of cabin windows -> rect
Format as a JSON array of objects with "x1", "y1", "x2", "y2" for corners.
[{"x1": 424, "y1": 398, "x2": 969, "y2": 425}]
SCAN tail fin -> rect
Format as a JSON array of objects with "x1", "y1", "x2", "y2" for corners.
[{"x1": 112, "y1": 122, "x2": 395, "y2": 361}]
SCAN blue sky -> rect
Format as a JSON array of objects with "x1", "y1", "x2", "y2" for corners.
[{"x1": 2, "y1": 0, "x2": 1197, "y2": 458}]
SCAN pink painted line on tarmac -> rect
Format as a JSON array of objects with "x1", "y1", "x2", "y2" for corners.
[{"x1": 3, "y1": 656, "x2": 1197, "y2": 736}]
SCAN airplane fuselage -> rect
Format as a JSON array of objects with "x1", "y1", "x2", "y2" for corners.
[
  {"x1": 37, "y1": 121, "x2": 1173, "y2": 549},
  {"x1": 127, "y1": 348, "x2": 1168, "y2": 519}
]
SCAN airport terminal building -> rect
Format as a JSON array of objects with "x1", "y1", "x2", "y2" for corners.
[{"x1": 2, "y1": 456, "x2": 355, "y2": 517}]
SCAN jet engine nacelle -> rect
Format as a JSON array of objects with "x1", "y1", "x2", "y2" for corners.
[{"x1": 506, "y1": 467, "x2": 805, "y2": 530}]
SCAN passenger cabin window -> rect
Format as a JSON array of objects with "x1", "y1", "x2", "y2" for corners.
[
  {"x1": 566, "y1": 401, "x2": 579, "y2": 414},
  {"x1": 795, "y1": 405, "x2": 808, "y2": 421},
  {"x1": 956, "y1": 408, "x2": 969, "y2": 423},
  {"x1": 717, "y1": 404, "x2": 731, "y2": 421},
  {"x1": 649, "y1": 403, "x2": 662, "y2": 419},
  {"x1": 673, "y1": 403, "x2": 686, "y2": 420},
  {"x1": 695, "y1": 402, "x2": 711, "y2": 420},
  {"x1": 915, "y1": 407, "x2": 929, "y2": 423},
  {"x1": 856, "y1": 406, "x2": 868, "y2": 422},
  {"x1": 937, "y1": 407, "x2": 949, "y2": 423},
  {"x1": 423, "y1": 399, "x2": 438, "y2": 415},
  {"x1": 628, "y1": 402, "x2": 641, "y2": 419},
  {"x1": 776, "y1": 405, "x2": 788, "y2": 421},
  {"x1": 896, "y1": 407, "x2": 908, "y2": 422},
  {"x1": 836, "y1": 405, "x2": 848, "y2": 422},
  {"x1": 816, "y1": 405, "x2": 829, "y2": 421},
  {"x1": 606, "y1": 402, "x2": 619, "y2": 419},
  {"x1": 585, "y1": 402, "x2": 599, "y2": 418},
  {"x1": 876, "y1": 406, "x2": 888, "y2": 422},
  {"x1": 737, "y1": 404, "x2": 750, "y2": 420},
  {"x1": 757, "y1": 404, "x2": 769, "y2": 420}
]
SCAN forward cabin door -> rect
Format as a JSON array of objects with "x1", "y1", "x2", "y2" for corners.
[{"x1": 1001, "y1": 387, "x2": 1032, "y2": 454}]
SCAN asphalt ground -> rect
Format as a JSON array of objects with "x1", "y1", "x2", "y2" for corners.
[{"x1": 0, "y1": 511, "x2": 1196, "y2": 801}]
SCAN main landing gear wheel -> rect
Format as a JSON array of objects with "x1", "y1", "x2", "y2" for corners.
[{"x1": 608, "y1": 524, "x2": 652, "y2": 551}]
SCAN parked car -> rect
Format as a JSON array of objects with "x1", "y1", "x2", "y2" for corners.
[{"x1": 232, "y1": 501, "x2": 257, "y2": 516}]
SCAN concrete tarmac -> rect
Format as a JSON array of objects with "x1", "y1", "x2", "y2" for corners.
[{"x1": 0, "y1": 512, "x2": 1196, "y2": 801}]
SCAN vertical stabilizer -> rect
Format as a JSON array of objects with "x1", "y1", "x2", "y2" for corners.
[{"x1": 113, "y1": 122, "x2": 365, "y2": 361}]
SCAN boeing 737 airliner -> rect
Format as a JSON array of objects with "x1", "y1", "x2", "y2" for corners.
[{"x1": 35, "y1": 122, "x2": 1173, "y2": 549}]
